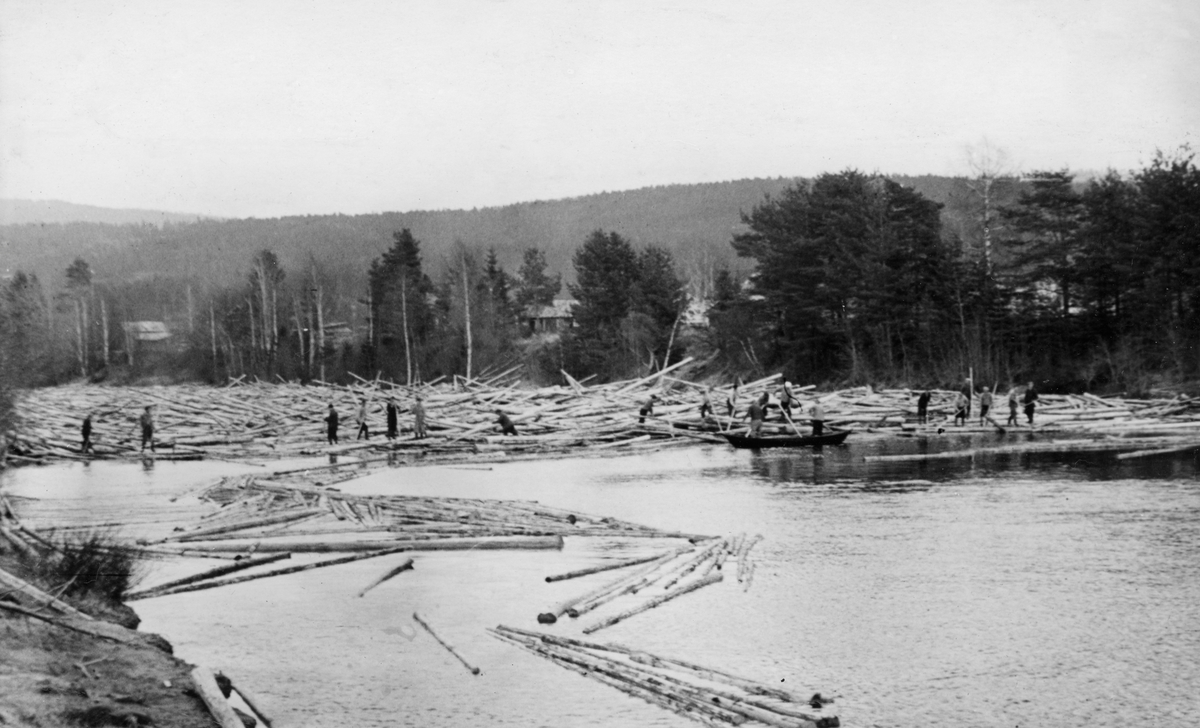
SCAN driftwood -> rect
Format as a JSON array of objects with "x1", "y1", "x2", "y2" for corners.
[
  {"x1": 140, "y1": 546, "x2": 414, "y2": 598},
  {"x1": 173, "y1": 534, "x2": 565, "y2": 553},
  {"x1": 491, "y1": 626, "x2": 840, "y2": 728},
  {"x1": 583, "y1": 573, "x2": 723, "y2": 634},
  {"x1": 413, "y1": 612, "x2": 481, "y2": 675},
  {"x1": 190, "y1": 666, "x2": 246, "y2": 728},
  {"x1": 544, "y1": 551, "x2": 673, "y2": 583},
  {"x1": 125, "y1": 553, "x2": 292, "y2": 601},
  {"x1": 357, "y1": 558, "x2": 415, "y2": 597}
]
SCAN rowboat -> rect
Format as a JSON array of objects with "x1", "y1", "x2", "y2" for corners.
[{"x1": 721, "y1": 429, "x2": 850, "y2": 449}]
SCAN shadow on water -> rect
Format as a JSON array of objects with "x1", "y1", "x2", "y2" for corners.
[{"x1": 732, "y1": 432, "x2": 1200, "y2": 493}]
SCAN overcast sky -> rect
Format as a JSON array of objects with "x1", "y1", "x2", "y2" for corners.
[{"x1": 1, "y1": 0, "x2": 1196, "y2": 218}]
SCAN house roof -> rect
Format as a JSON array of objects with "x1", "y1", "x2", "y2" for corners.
[
  {"x1": 526, "y1": 299, "x2": 576, "y2": 319},
  {"x1": 121, "y1": 321, "x2": 171, "y2": 341}
]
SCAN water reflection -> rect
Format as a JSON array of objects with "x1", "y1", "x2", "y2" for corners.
[{"x1": 3, "y1": 440, "x2": 1200, "y2": 728}]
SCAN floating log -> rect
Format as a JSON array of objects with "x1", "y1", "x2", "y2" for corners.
[
  {"x1": 583, "y1": 573, "x2": 723, "y2": 634},
  {"x1": 357, "y1": 557, "x2": 415, "y2": 597},
  {"x1": 125, "y1": 553, "x2": 292, "y2": 601},
  {"x1": 413, "y1": 612, "x2": 481, "y2": 675},
  {"x1": 1115, "y1": 440, "x2": 1200, "y2": 460},
  {"x1": 141, "y1": 546, "x2": 411, "y2": 598},
  {"x1": 491, "y1": 625, "x2": 840, "y2": 728},
  {"x1": 544, "y1": 551, "x2": 673, "y2": 583},
  {"x1": 172, "y1": 534, "x2": 565, "y2": 553}
]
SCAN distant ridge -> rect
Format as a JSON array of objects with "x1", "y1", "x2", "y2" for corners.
[
  {"x1": 0, "y1": 198, "x2": 215, "y2": 226},
  {"x1": 0, "y1": 174, "x2": 1019, "y2": 291}
]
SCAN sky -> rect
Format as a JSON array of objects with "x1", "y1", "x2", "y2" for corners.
[{"x1": 1, "y1": 0, "x2": 1197, "y2": 219}]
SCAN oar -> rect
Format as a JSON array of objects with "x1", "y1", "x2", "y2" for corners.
[{"x1": 780, "y1": 406, "x2": 802, "y2": 436}]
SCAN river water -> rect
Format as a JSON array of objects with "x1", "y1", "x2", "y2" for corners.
[{"x1": 4, "y1": 435, "x2": 1199, "y2": 727}]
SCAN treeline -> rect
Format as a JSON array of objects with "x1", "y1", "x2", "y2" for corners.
[
  {"x1": 3, "y1": 148, "x2": 1197, "y2": 394},
  {"x1": 714, "y1": 148, "x2": 1200, "y2": 393}
]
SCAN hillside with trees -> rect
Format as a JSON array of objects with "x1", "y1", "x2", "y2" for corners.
[{"x1": 3, "y1": 150, "x2": 1197, "y2": 394}]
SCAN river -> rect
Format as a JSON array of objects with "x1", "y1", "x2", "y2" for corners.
[{"x1": 4, "y1": 435, "x2": 1199, "y2": 727}]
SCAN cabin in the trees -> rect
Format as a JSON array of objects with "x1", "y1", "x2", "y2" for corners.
[{"x1": 524, "y1": 299, "x2": 576, "y2": 335}]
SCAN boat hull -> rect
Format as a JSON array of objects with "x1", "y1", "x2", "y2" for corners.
[{"x1": 721, "y1": 430, "x2": 850, "y2": 449}]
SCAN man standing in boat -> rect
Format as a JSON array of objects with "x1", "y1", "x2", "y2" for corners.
[
  {"x1": 324, "y1": 402, "x2": 339, "y2": 445},
  {"x1": 778, "y1": 378, "x2": 797, "y2": 421},
  {"x1": 139, "y1": 405, "x2": 155, "y2": 452},
  {"x1": 742, "y1": 396, "x2": 765, "y2": 436},
  {"x1": 809, "y1": 399, "x2": 826, "y2": 437}
]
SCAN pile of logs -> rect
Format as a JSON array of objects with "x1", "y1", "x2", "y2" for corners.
[
  {"x1": 4, "y1": 359, "x2": 761, "y2": 465},
  {"x1": 7, "y1": 370, "x2": 1199, "y2": 467},
  {"x1": 118, "y1": 471, "x2": 716, "y2": 599},
  {"x1": 491, "y1": 625, "x2": 840, "y2": 728}
]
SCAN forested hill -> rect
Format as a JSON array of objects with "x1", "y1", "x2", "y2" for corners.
[
  {"x1": 0, "y1": 175, "x2": 1005, "y2": 289},
  {"x1": 0, "y1": 199, "x2": 212, "y2": 226}
]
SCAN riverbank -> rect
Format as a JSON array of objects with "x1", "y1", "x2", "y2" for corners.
[{"x1": 0, "y1": 547, "x2": 223, "y2": 727}]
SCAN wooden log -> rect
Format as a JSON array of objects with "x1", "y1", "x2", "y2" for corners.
[
  {"x1": 413, "y1": 612, "x2": 481, "y2": 675},
  {"x1": 172, "y1": 535, "x2": 564, "y2": 553},
  {"x1": 545, "y1": 551, "x2": 673, "y2": 583},
  {"x1": 0, "y1": 566, "x2": 93, "y2": 620},
  {"x1": 1115, "y1": 440, "x2": 1200, "y2": 460},
  {"x1": 583, "y1": 573, "x2": 723, "y2": 634},
  {"x1": 0, "y1": 601, "x2": 146, "y2": 645},
  {"x1": 227, "y1": 676, "x2": 276, "y2": 728},
  {"x1": 565, "y1": 547, "x2": 700, "y2": 618},
  {"x1": 142, "y1": 547, "x2": 413, "y2": 598},
  {"x1": 190, "y1": 666, "x2": 245, "y2": 728},
  {"x1": 356, "y1": 558, "x2": 415, "y2": 597},
  {"x1": 125, "y1": 553, "x2": 292, "y2": 600},
  {"x1": 540, "y1": 546, "x2": 692, "y2": 624},
  {"x1": 162, "y1": 508, "x2": 324, "y2": 543}
]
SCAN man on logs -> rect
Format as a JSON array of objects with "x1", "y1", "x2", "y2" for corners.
[
  {"x1": 916, "y1": 390, "x2": 931, "y2": 425},
  {"x1": 412, "y1": 395, "x2": 428, "y2": 439},
  {"x1": 355, "y1": 398, "x2": 370, "y2": 440},
  {"x1": 638, "y1": 395, "x2": 659, "y2": 425},
  {"x1": 325, "y1": 403, "x2": 339, "y2": 444},
  {"x1": 496, "y1": 410, "x2": 518, "y2": 436},
  {"x1": 699, "y1": 387, "x2": 712, "y2": 419},
  {"x1": 139, "y1": 405, "x2": 155, "y2": 452},
  {"x1": 953, "y1": 391, "x2": 969, "y2": 426},
  {"x1": 725, "y1": 381, "x2": 739, "y2": 418},
  {"x1": 978, "y1": 386, "x2": 994, "y2": 426},
  {"x1": 1023, "y1": 381, "x2": 1039, "y2": 426},
  {"x1": 1006, "y1": 385, "x2": 1020, "y2": 426},
  {"x1": 385, "y1": 396, "x2": 399, "y2": 440},
  {"x1": 81, "y1": 413, "x2": 95, "y2": 454},
  {"x1": 810, "y1": 399, "x2": 826, "y2": 437}
]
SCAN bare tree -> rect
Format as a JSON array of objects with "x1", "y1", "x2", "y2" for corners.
[{"x1": 964, "y1": 138, "x2": 1015, "y2": 274}]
